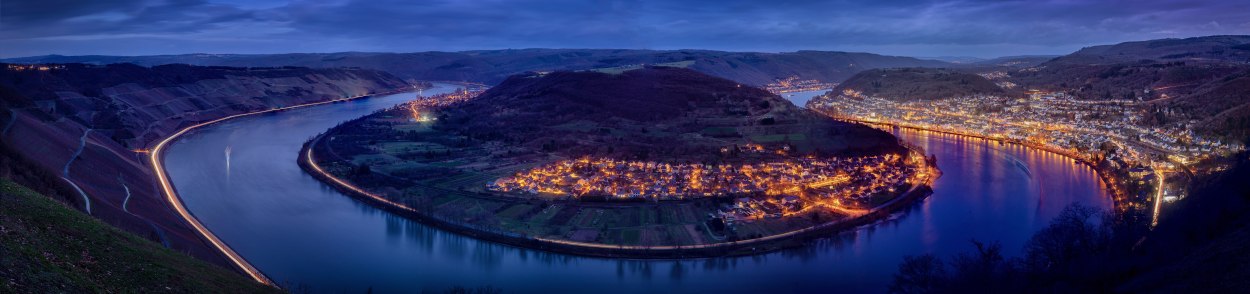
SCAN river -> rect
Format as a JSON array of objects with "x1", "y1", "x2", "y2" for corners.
[
  {"x1": 163, "y1": 83, "x2": 1111, "y2": 293},
  {"x1": 782, "y1": 89, "x2": 829, "y2": 108}
]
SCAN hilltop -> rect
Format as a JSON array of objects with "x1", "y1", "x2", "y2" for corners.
[
  {"x1": 1046, "y1": 35, "x2": 1250, "y2": 65},
  {"x1": 438, "y1": 66, "x2": 905, "y2": 160},
  {"x1": 304, "y1": 66, "x2": 932, "y2": 255},
  {"x1": 830, "y1": 68, "x2": 1005, "y2": 101}
]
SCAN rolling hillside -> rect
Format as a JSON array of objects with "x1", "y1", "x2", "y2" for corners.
[
  {"x1": 440, "y1": 66, "x2": 905, "y2": 160},
  {"x1": 0, "y1": 63, "x2": 412, "y2": 271},
  {"x1": 3, "y1": 49, "x2": 954, "y2": 86},
  {"x1": 1008, "y1": 35, "x2": 1250, "y2": 140},
  {"x1": 1046, "y1": 35, "x2": 1250, "y2": 65},
  {"x1": 830, "y1": 68, "x2": 1006, "y2": 101}
]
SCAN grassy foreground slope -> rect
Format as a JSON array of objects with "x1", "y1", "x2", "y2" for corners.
[{"x1": 0, "y1": 180, "x2": 277, "y2": 293}]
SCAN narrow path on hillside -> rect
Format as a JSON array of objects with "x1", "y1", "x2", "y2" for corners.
[
  {"x1": 120, "y1": 177, "x2": 132, "y2": 213},
  {"x1": 118, "y1": 176, "x2": 173, "y2": 248},
  {"x1": 2, "y1": 109, "x2": 16, "y2": 136},
  {"x1": 62, "y1": 129, "x2": 93, "y2": 214}
]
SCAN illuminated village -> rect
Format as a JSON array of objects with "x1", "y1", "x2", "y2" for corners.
[
  {"x1": 808, "y1": 88, "x2": 1246, "y2": 225},
  {"x1": 407, "y1": 87, "x2": 485, "y2": 121},
  {"x1": 491, "y1": 144, "x2": 932, "y2": 222},
  {"x1": 5, "y1": 63, "x2": 65, "y2": 71},
  {"x1": 764, "y1": 76, "x2": 838, "y2": 94},
  {"x1": 302, "y1": 67, "x2": 942, "y2": 258},
  {"x1": 812, "y1": 90, "x2": 1242, "y2": 167}
]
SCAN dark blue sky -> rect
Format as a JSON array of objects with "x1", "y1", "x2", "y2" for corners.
[{"x1": 2, "y1": 0, "x2": 1247, "y2": 58}]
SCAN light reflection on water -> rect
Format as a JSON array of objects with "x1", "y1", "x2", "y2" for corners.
[{"x1": 164, "y1": 85, "x2": 1110, "y2": 293}]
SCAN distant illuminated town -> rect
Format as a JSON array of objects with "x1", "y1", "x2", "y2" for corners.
[
  {"x1": 765, "y1": 76, "x2": 838, "y2": 94},
  {"x1": 407, "y1": 87, "x2": 485, "y2": 121},
  {"x1": 809, "y1": 87, "x2": 1245, "y2": 225},
  {"x1": 5, "y1": 64, "x2": 64, "y2": 71}
]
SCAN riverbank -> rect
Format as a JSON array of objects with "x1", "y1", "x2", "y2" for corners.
[
  {"x1": 299, "y1": 131, "x2": 937, "y2": 258},
  {"x1": 159, "y1": 87, "x2": 1108, "y2": 292},
  {"x1": 832, "y1": 118, "x2": 1129, "y2": 208},
  {"x1": 0, "y1": 65, "x2": 417, "y2": 286},
  {"x1": 148, "y1": 86, "x2": 421, "y2": 286}
]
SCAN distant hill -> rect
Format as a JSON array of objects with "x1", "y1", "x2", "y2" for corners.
[
  {"x1": 2, "y1": 49, "x2": 954, "y2": 86},
  {"x1": 780, "y1": 35, "x2": 1250, "y2": 142},
  {"x1": 1, "y1": 63, "x2": 409, "y2": 148},
  {"x1": 830, "y1": 68, "x2": 1005, "y2": 101},
  {"x1": 439, "y1": 66, "x2": 905, "y2": 159},
  {"x1": 922, "y1": 56, "x2": 987, "y2": 64},
  {"x1": 1046, "y1": 35, "x2": 1250, "y2": 65},
  {"x1": 1006, "y1": 35, "x2": 1250, "y2": 140},
  {"x1": 972, "y1": 55, "x2": 1059, "y2": 68}
]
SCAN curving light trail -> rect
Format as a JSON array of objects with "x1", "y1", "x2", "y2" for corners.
[
  {"x1": 305, "y1": 138, "x2": 929, "y2": 251},
  {"x1": 149, "y1": 92, "x2": 387, "y2": 287},
  {"x1": 1151, "y1": 168, "x2": 1164, "y2": 227}
]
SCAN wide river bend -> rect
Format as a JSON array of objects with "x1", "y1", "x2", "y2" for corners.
[{"x1": 164, "y1": 84, "x2": 1111, "y2": 292}]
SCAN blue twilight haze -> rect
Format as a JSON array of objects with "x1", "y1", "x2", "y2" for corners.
[{"x1": 2, "y1": 0, "x2": 1248, "y2": 58}]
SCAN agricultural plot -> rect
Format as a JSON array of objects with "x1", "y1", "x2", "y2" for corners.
[
  {"x1": 496, "y1": 204, "x2": 534, "y2": 219},
  {"x1": 351, "y1": 154, "x2": 398, "y2": 166},
  {"x1": 393, "y1": 123, "x2": 434, "y2": 132},
  {"x1": 528, "y1": 204, "x2": 563, "y2": 225}
]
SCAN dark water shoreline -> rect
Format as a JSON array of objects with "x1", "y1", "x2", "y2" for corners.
[
  {"x1": 298, "y1": 132, "x2": 936, "y2": 258},
  {"x1": 163, "y1": 85, "x2": 1112, "y2": 293}
]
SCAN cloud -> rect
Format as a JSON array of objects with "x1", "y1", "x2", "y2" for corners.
[{"x1": 1, "y1": 0, "x2": 1247, "y2": 58}]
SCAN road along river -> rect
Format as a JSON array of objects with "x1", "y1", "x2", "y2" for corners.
[{"x1": 163, "y1": 83, "x2": 1112, "y2": 292}]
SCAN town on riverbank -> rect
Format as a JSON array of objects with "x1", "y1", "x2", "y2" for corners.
[
  {"x1": 808, "y1": 86, "x2": 1244, "y2": 228},
  {"x1": 297, "y1": 68, "x2": 941, "y2": 257}
]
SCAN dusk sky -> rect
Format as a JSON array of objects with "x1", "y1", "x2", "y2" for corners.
[{"x1": 2, "y1": 0, "x2": 1248, "y2": 58}]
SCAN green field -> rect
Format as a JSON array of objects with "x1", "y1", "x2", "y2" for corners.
[
  {"x1": 497, "y1": 204, "x2": 534, "y2": 219},
  {"x1": 393, "y1": 123, "x2": 434, "y2": 132},
  {"x1": 701, "y1": 127, "x2": 739, "y2": 137},
  {"x1": 528, "y1": 204, "x2": 563, "y2": 224}
]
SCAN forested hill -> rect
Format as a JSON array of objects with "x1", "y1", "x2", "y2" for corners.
[
  {"x1": 1, "y1": 63, "x2": 410, "y2": 148},
  {"x1": 1006, "y1": 35, "x2": 1250, "y2": 141},
  {"x1": 830, "y1": 68, "x2": 1006, "y2": 101},
  {"x1": 1045, "y1": 35, "x2": 1250, "y2": 65},
  {"x1": 437, "y1": 66, "x2": 905, "y2": 160}
]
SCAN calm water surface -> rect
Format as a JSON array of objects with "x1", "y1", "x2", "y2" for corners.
[
  {"x1": 782, "y1": 89, "x2": 829, "y2": 108},
  {"x1": 164, "y1": 83, "x2": 1111, "y2": 293}
]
